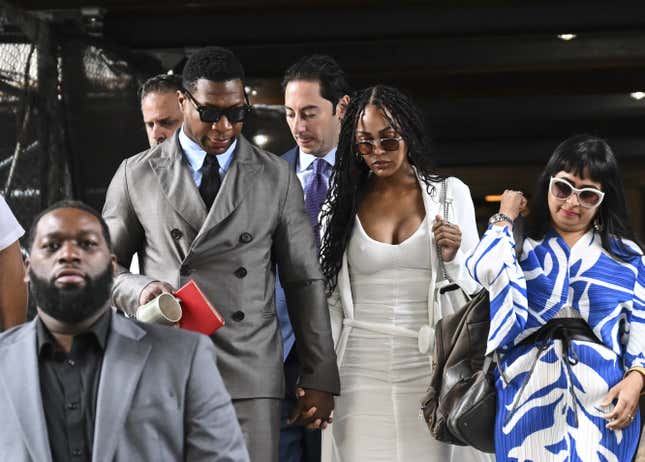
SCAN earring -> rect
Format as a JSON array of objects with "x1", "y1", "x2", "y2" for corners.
[{"x1": 593, "y1": 215, "x2": 603, "y2": 231}]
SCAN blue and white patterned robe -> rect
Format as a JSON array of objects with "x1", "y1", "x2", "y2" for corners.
[{"x1": 466, "y1": 225, "x2": 645, "y2": 462}]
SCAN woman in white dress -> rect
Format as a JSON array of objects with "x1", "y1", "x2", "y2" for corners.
[{"x1": 319, "y1": 85, "x2": 492, "y2": 461}]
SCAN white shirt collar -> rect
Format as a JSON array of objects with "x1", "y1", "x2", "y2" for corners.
[
  {"x1": 178, "y1": 127, "x2": 237, "y2": 173},
  {"x1": 297, "y1": 147, "x2": 336, "y2": 172}
]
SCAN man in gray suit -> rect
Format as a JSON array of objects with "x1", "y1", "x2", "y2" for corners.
[
  {"x1": 0, "y1": 201, "x2": 248, "y2": 461},
  {"x1": 102, "y1": 46, "x2": 340, "y2": 462}
]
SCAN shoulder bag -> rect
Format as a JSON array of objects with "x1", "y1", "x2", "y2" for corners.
[{"x1": 421, "y1": 185, "x2": 524, "y2": 454}]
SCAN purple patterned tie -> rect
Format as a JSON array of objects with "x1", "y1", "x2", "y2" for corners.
[{"x1": 304, "y1": 158, "x2": 329, "y2": 247}]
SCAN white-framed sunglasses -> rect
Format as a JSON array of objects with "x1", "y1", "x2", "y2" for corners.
[{"x1": 549, "y1": 176, "x2": 605, "y2": 209}]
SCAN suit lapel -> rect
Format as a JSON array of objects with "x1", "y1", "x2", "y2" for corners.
[
  {"x1": 92, "y1": 315, "x2": 150, "y2": 462},
  {"x1": 0, "y1": 321, "x2": 52, "y2": 462},
  {"x1": 192, "y1": 136, "x2": 263, "y2": 247},
  {"x1": 149, "y1": 135, "x2": 207, "y2": 233},
  {"x1": 282, "y1": 146, "x2": 298, "y2": 170}
]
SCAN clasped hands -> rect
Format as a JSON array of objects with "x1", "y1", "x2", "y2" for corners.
[
  {"x1": 141, "y1": 284, "x2": 335, "y2": 430},
  {"x1": 288, "y1": 388, "x2": 334, "y2": 430},
  {"x1": 142, "y1": 284, "x2": 335, "y2": 430}
]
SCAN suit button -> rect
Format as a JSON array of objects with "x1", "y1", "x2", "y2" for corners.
[
  {"x1": 234, "y1": 267, "x2": 247, "y2": 278},
  {"x1": 239, "y1": 232, "x2": 253, "y2": 243},
  {"x1": 171, "y1": 229, "x2": 183, "y2": 240},
  {"x1": 232, "y1": 310, "x2": 245, "y2": 322},
  {"x1": 180, "y1": 266, "x2": 191, "y2": 276}
]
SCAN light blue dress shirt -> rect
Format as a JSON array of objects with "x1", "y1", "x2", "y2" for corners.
[
  {"x1": 277, "y1": 147, "x2": 336, "y2": 361},
  {"x1": 178, "y1": 127, "x2": 237, "y2": 187},
  {"x1": 296, "y1": 148, "x2": 336, "y2": 200}
]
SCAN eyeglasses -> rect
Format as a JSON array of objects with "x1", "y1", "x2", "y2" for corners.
[
  {"x1": 355, "y1": 136, "x2": 403, "y2": 156},
  {"x1": 549, "y1": 176, "x2": 605, "y2": 208},
  {"x1": 183, "y1": 88, "x2": 250, "y2": 124}
]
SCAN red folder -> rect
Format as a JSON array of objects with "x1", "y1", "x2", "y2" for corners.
[{"x1": 175, "y1": 280, "x2": 225, "y2": 335}]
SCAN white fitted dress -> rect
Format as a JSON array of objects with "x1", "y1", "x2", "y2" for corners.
[
  {"x1": 323, "y1": 176, "x2": 494, "y2": 462},
  {"x1": 328, "y1": 215, "x2": 451, "y2": 461}
]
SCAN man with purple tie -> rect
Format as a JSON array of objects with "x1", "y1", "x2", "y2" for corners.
[{"x1": 278, "y1": 55, "x2": 351, "y2": 462}]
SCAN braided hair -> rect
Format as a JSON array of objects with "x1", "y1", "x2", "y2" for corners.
[{"x1": 320, "y1": 85, "x2": 443, "y2": 294}]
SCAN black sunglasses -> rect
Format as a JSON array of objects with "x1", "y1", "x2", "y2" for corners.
[{"x1": 183, "y1": 88, "x2": 251, "y2": 124}]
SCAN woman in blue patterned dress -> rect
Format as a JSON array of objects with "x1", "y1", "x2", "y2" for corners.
[{"x1": 466, "y1": 135, "x2": 645, "y2": 461}]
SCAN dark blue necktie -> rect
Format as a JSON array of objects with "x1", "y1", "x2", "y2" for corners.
[{"x1": 304, "y1": 158, "x2": 329, "y2": 247}]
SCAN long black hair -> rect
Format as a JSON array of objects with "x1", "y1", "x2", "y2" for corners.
[
  {"x1": 527, "y1": 134, "x2": 640, "y2": 260},
  {"x1": 320, "y1": 85, "x2": 442, "y2": 293}
]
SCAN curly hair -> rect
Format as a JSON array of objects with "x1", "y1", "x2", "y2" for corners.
[
  {"x1": 182, "y1": 46, "x2": 245, "y2": 92},
  {"x1": 527, "y1": 134, "x2": 641, "y2": 260},
  {"x1": 320, "y1": 85, "x2": 443, "y2": 294}
]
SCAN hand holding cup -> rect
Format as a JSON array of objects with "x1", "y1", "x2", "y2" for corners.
[
  {"x1": 135, "y1": 292, "x2": 182, "y2": 326},
  {"x1": 139, "y1": 280, "x2": 175, "y2": 305}
]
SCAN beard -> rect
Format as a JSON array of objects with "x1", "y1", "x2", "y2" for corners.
[{"x1": 29, "y1": 264, "x2": 113, "y2": 324}]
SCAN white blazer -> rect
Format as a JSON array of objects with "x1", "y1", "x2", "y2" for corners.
[{"x1": 327, "y1": 175, "x2": 481, "y2": 366}]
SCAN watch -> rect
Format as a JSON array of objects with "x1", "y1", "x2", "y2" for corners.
[{"x1": 489, "y1": 213, "x2": 514, "y2": 226}]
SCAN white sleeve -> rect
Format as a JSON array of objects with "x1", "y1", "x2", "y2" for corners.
[
  {"x1": 0, "y1": 195, "x2": 24, "y2": 251},
  {"x1": 466, "y1": 224, "x2": 528, "y2": 353},
  {"x1": 442, "y1": 177, "x2": 481, "y2": 294},
  {"x1": 327, "y1": 286, "x2": 344, "y2": 347},
  {"x1": 626, "y1": 253, "x2": 645, "y2": 369}
]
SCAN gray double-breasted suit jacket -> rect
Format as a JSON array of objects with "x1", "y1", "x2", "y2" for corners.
[
  {"x1": 102, "y1": 134, "x2": 340, "y2": 399},
  {"x1": 0, "y1": 311, "x2": 249, "y2": 461}
]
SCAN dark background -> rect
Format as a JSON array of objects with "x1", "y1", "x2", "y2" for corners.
[
  {"x1": 4, "y1": 0, "x2": 645, "y2": 439},
  {"x1": 3, "y1": 0, "x2": 645, "y2": 235}
]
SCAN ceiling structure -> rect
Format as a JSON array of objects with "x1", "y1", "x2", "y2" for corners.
[
  {"x1": 7, "y1": 1, "x2": 645, "y2": 204},
  {"x1": 9, "y1": 1, "x2": 645, "y2": 158}
]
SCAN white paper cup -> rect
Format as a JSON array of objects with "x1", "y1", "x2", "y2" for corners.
[{"x1": 135, "y1": 293, "x2": 182, "y2": 325}]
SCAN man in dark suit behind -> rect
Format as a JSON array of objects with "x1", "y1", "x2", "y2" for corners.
[
  {"x1": 102, "y1": 47, "x2": 340, "y2": 462},
  {"x1": 139, "y1": 73, "x2": 184, "y2": 147},
  {"x1": 0, "y1": 201, "x2": 248, "y2": 461},
  {"x1": 277, "y1": 55, "x2": 350, "y2": 462}
]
